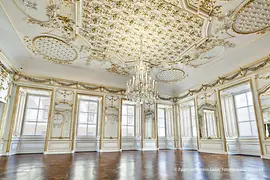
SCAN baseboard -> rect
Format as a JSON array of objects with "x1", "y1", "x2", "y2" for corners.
[
  {"x1": 198, "y1": 150, "x2": 227, "y2": 155},
  {"x1": 261, "y1": 155, "x2": 270, "y2": 159},
  {"x1": 99, "y1": 149, "x2": 122, "y2": 152},
  {"x1": 141, "y1": 148, "x2": 158, "y2": 151},
  {"x1": 44, "y1": 151, "x2": 73, "y2": 155}
]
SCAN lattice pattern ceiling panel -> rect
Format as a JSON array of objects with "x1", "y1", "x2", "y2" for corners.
[
  {"x1": 80, "y1": 0, "x2": 206, "y2": 67},
  {"x1": 233, "y1": 0, "x2": 270, "y2": 34}
]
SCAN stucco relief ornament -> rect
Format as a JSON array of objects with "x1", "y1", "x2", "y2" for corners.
[
  {"x1": 107, "y1": 64, "x2": 129, "y2": 76},
  {"x1": 180, "y1": 38, "x2": 235, "y2": 68},
  {"x1": 240, "y1": 68, "x2": 248, "y2": 76},
  {"x1": 24, "y1": 35, "x2": 78, "y2": 64},
  {"x1": 21, "y1": 0, "x2": 38, "y2": 11},
  {"x1": 26, "y1": 3, "x2": 76, "y2": 42}
]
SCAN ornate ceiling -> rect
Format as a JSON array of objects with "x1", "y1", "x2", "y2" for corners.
[{"x1": 0, "y1": 0, "x2": 269, "y2": 94}]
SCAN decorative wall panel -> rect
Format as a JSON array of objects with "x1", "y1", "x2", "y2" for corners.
[
  {"x1": 104, "y1": 95, "x2": 120, "y2": 139},
  {"x1": 50, "y1": 89, "x2": 74, "y2": 139}
]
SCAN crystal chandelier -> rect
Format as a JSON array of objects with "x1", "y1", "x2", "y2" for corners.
[{"x1": 126, "y1": 38, "x2": 158, "y2": 104}]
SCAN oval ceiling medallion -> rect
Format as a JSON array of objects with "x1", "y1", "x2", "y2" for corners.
[
  {"x1": 232, "y1": 0, "x2": 270, "y2": 34},
  {"x1": 156, "y1": 68, "x2": 187, "y2": 83},
  {"x1": 13, "y1": 0, "x2": 53, "y2": 22},
  {"x1": 33, "y1": 36, "x2": 78, "y2": 64},
  {"x1": 189, "y1": 46, "x2": 225, "y2": 67}
]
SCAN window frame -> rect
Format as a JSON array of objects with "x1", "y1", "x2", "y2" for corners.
[
  {"x1": 21, "y1": 94, "x2": 51, "y2": 136},
  {"x1": 233, "y1": 91, "x2": 257, "y2": 138},
  {"x1": 179, "y1": 105, "x2": 197, "y2": 138},
  {"x1": 157, "y1": 108, "x2": 166, "y2": 137},
  {"x1": 77, "y1": 99, "x2": 100, "y2": 137},
  {"x1": 203, "y1": 109, "x2": 218, "y2": 138},
  {"x1": 121, "y1": 103, "x2": 136, "y2": 137}
]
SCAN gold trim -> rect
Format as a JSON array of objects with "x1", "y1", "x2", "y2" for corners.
[
  {"x1": 257, "y1": 85, "x2": 270, "y2": 140},
  {"x1": 71, "y1": 93, "x2": 79, "y2": 151},
  {"x1": 50, "y1": 90, "x2": 74, "y2": 140},
  {"x1": 156, "y1": 103, "x2": 159, "y2": 149},
  {"x1": 6, "y1": 86, "x2": 19, "y2": 153},
  {"x1": 12, "y1": 0, "x2": 55, "y2": 23},
  {"x1": 217, "y1": 79, "x2": 263, "y2": 155},
  {"x1": 216, "y1": 88, "x2": 227, "y2": 153},
  {"x1": 258, "y1": 84, "x2": 270, "y2": 96},
  {"x1": 6, "y1": 85, "x2": 53, "y2": 152},
  {"x1": 172, "y1": 104, "x2": 177, "y2": 149},
  {"x1": 232, "y1": 0, "x2": 270, "y2": 34},
  {"x1": 141, "y1": 104, "x2": 144, "y2": 150},
  {"x1": 174, "y1": 55, "x2": 270, "y2": 101},
  {"x1": 44, "y1": 89, "x2": 55, "y2": 151},
  {"x1": 103, "y1": 96, "x2": 120, "y2": 139},
  {"x1": 194, "y1": 96, "x2": 200, "y2": 150},
  {"x1": 99, "y1": 95, "x2": 105, "y2": 150},
  {"x1": 250, "y1": 78, "x2": 264, "y2": 156},
  {"x1": 177, "y1": 104, "x2": 182, "y2": 149},
  {"x1": 15, "y1": 73, "x2": 126, "y2": 95},
  {"x1": 119, "y1": 98, "x2": 123, "y2": 150}
]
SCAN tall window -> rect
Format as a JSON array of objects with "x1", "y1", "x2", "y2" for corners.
[
  {"x1": 234, "y1": 92, "x2": 257, "y2": 137},
  {"x1": 191, "y1": 107, "x2": 197, "y2": 137},
  {"x1": 180, "y1": 106, "x2": 197, "y2": 137},
  {"x1": 203, "y1": 110, "x2": 217, "y2": 138},
  {"x1": 77, "y1": 100, "x2": 99, "y2": 136},
  {"x1": 22, "y1": 95, "x2": 50, "y2": 136},
  {"x1": 122, "y1": 104, "x2": 135, "y2": 136},
  {"x1": 158, "y1": 108, "x2": 166, "y2": 137}
]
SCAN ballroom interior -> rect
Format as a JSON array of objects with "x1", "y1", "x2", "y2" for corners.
[{"x1": 0, "y1": 0, "x2": 270, "y2": 179}]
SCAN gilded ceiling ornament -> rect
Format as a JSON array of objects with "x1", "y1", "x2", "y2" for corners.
[
  {"x1": 106, "y1": 64, "x2": 129, "y2": 76},
  {"x1": 26, "y1": 2, "x2": 76, "y2": 41},
  {"x1": 156, "y1": 68, "x2": 187, "y2": 83},
  {"x1": 232, "y1": 0, "x2": 270, "y2": 34},
  {"x1": 180, "y1": 38, "x2": 235, "y2": 68},
  {"x1": 20, "y1": 0, "x2": 38, "y2": 11},
  {"x1": 24, "y1": 35, "x2": 78, "y2": 64},
  {"x1": 80, "y1": 0, "x2": 205, "y2": 69}
]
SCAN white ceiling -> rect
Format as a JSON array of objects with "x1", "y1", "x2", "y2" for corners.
[{"x1": 0, "y1": 0, "x2": 269, "y2": 96}]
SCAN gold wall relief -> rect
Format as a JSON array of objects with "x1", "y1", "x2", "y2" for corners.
[
  {"x1": 103, "y1": 95, "x2": 120, "y2": 139},
  {"x1": 50, "y1": 89, "x2": 74, "y2": 139}
]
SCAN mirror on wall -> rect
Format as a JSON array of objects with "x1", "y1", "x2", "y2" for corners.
[
  {"x1": 259, "y1": 87, "x2": 270, "y2": 138},
  {"x1": 51, "y1": 89, "x2": 74, "y2": 139},
  {"x1": 197, "y1": 91, "x2": 220, "y2": 139},
  {"x1": 104, "y1": 96, "x2": 119, "y2": 139},
  {"x1": 144, "y1": 103, "x2": 156, "y2": 139}
]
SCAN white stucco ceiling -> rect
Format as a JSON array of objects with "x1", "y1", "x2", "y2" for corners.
[{"x1": 0, "y1": 0, "x2": 269, "y2": 96}]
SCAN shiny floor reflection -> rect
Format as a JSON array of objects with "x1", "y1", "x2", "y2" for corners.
[{"x1": 0, "y1": 150, "x2": 270, "y2": 180}]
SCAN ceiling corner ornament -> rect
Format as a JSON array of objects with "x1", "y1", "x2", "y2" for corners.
[
  {"x1": 156, "y1": 68, "x2": 187, "y2": 83},
  {"x1": 24, "y1": 35, "x2": 78, "y2": 64},
  {"x1": 232, "y1": 0, "x2": 270, "y2": 34},
  {"x1": 180, "y1": 38, "x2": 235, "y2": 68}
]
